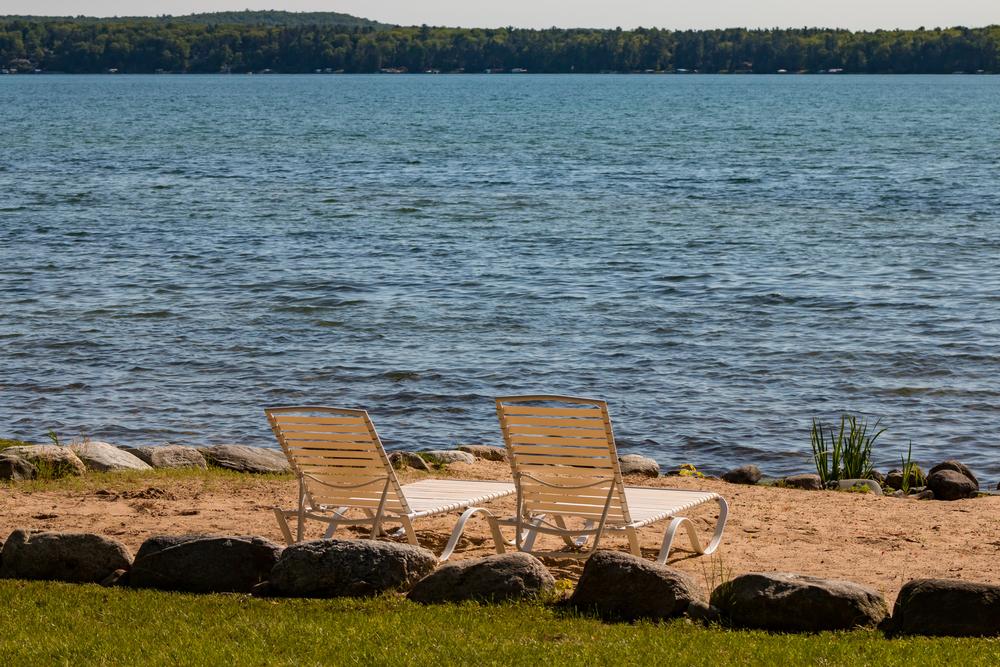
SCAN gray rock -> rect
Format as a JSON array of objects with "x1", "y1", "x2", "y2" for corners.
[
  {"x1": 891, "y1": 579, "x2": 1000, "y2": 636},
  {"x1": 912, "y1": 489, "x2": 935, "y2": 500},
  {"x1": 0, "y1": 445, "x2": 86, "y2": 478},
  {"x1": 388, "y1": 451, "x2": 431, "y2": 472},
  {"x1": 130, "y1": 536, "x2": 282, "y2": 593},
  {"x1": 100, "y1": 568, "x2": 129, "y2": 587},
  {"x1": 409, "y1": 553, "x2": 553, "y2": 604},
  {"x1": 722, "y1": 465, "x2": 762, "y2": 485},
  {"x1": 884, "y1": 467, "x2": 926, "y2": 491},
  {"x1": 783, "y1": 474, "x2": 823, "y2": 491},
  {"x1": 710, "y1": 572, "x2": 888, "y2": 632},
  {"x1": 926, "y1": 470, "x2": 977, "y2": 501},
  {"x1": 269, "y1": 539, "x2": 436, "y2": 598},
  {"x1": 569, "y1": 550, "x2": 701, "y2": 620},
  {"x1": 928, "y1": 461, "x2": 978, "y2": 489},
  {"x1": 69, "y1": 441, "x2": 152, "y2": 472},
  {"x1": 133, "y1": 534, "x2": 213, "y2": 562},
  {"x1": 201, "y1": 445, "x2": 290, "y2": 474},
  {"x1": 0, "y1": 452, "x2": 37, "y2": 481},
  {"x1": 457, "y1": 445, "x2": 507, "y2": 462},
  {"x1": 123, "y1": 445, "x2": 208, "y2": 470},
  {"x1": 835, "y1": 479, "x2": 883, "y2": 495},
  {"x1": 0, "y1": 529, "x2": 132, "y2": 583},
  {"x1": 618, "y1": 454, "x2": 660, "y2": 478},
  {"x1": 891, "y1": 489, "x2": 906, "y2": 498},
  {"x1": 997, "y1": 481, "x2": 1000, "y2": 491},
  {"x1": 418, "y1": 450, "x2": 476, "y2": 465}
]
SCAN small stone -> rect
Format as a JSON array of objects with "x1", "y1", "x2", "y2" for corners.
[
  {"x1": 69, "y1": 442, "x2": 152, "y2": 472},
  {"x1": 268, "y1": 539, "x2": 436, "y2": 598},
  {"x1": 891, "y1": 579, "x2": 1000, "y2": 636},
  {"x1": 569, "y1": 551, "x2": 701, "y2": 621},
  {"x1": 891, "y1": 489, "x2": 905, "y2": 498},
  {"x1": 711, "y1": 572, "x2": 888, "y2": 632},
  {"x1": 686, "y1": 599, "x2": 723, "y2": 624},
  {"x1": 912, "y1": 489, "x2": 935, "y2": 500},
  {"x1": 456, "y1": 445, "x2": 507, "y2": 462},
  {"x1": 201, "y1": 445, "x2": 290, "y2": 474},
  {"x1": 408, "y1": 553, "x2": 553, "y2": 604},
  {"x1": 100, "y1": 568, "x2": 128, "y2": 587},
  {"x1": 783, "y1": 473, "x2": 823, "y2": 491},
  {"x1": 0, "y1": 445, "x2": 86, "y2": 478},
  {"x1": 0, "y1": 452, "x2": 37, "y2": 481},
  {"x1": 722, "y1": 465, "x2": 762, "y2": 485},
  {"x1": 0, "y1": 529, "x2": 133, "y2": 583},
  {"x1": 927, "y1": 460, "x2": 979, "y2": 489},
  {"x1": 835, "y1": 479, "x2": 883, "y2": 495},
  {"x1": 388, "y1": 451, "x2": 431, "y2": 471},
  {"x1": 122, "y1": 445, "x2": 208, "y2": 470},
  {"x1": 618, "y1": 454, "x2": 660, "y2": 477},
  {"x1": 418, "y1": 450, "x2": 475, "y2": 465},
  {"x1": 926, "y1": 470, "x2": 977, "y2": 501}
]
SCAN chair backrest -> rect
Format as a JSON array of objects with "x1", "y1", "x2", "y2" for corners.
[
  {"x1": 265, "y1": 406, "x2": 411, "y2": 517},
  {"x1": 495, "y1": 395, "x2": 632, "y2": 525}
]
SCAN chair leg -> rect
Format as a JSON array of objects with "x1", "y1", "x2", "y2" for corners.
[
  {"x1": 439, "y1": 507, "x2": 504, "y2": 562},
  {"x1": 273, "y1": 508, "x2": 295, "y2": 546},
  {"x1": 655, "y1": 497, "x2": 729, "y2": 564},
  {"x1": 322, "y1": 507, "x2": 350, "y2": 539},
  {"x1": 626, "y1": 527, "x2": 642, "y2": 557},
  {"x1": 400, "y1": 516, "x2": 419, "y2": 545},
  {"x1": 552, "y1": 516, "x2": 577, "y2": 547}
]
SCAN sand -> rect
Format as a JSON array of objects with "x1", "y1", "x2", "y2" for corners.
[{"x1": 2, "y1": 461, "x2": 997, "y2": 603}]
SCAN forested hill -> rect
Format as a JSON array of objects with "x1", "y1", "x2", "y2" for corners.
[
  {"x1": 3, "y1": 11, "x2": 388, "y2": 28},
  {"x1": 1, "y1": 18, "x2": 998, "y2": 74}
]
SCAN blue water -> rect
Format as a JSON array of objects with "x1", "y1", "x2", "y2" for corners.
[{"x1": 2, "y1": 74, "x2": 999, "y2": 479}]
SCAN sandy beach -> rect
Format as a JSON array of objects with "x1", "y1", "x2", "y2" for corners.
[{"x1": 3, "y1": 461, "x2": 997, "y2": 603}]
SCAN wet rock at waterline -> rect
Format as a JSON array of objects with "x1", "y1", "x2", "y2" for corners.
[
  {"x1": 832, "y1": 479, "x2": 883, "y2": 495},
  {"x1": 721, "y1": 465, "x2": 762, "y2": 485},
  {"x1": 783, "y1": 474, "x2": 823, "y2": 491},
  {"x1": 389, "y1": 451, "x2": 431, "y2": 471},
  {"x1": 418, "y1": 450, "x2": 476, "y2": 465},
  {"x1": 0, "y1": 452, "x2": 37, "y2": 481},
  {"x1": 927, "y1": 461, "x2": 979, "y2": 489},
  {"x1": 457, "y1": 445, "x2": 507, "y2": 462},
  {"x1": 925, "y1": 470, "x2": 977, "y2": 501},
  {"x1": 0, "y1": 445, "x2": 86, "y2": 478},
  {"x1": 200, "y1": 445, "x2": 290, "y2": 474},
  {"x1": 69, "y1": 442, "x2": 152, "y2": 472},
  {"x1": 618, "y1": 454, "x2": 660, "y2": 477},
  {"x1": 122, "y1": 445, "x2": 208, "y2": 470}
]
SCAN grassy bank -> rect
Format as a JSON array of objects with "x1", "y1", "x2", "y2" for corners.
[{"x1": 0, "y1": 581, "x2": 996, "y2": 666}]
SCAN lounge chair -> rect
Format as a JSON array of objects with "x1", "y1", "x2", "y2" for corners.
[
  {"x1": 485, "y1": 395, "x2": 728, "y2": 563},
  {"x1": 265, "y1": 406, "x2": 514, "y2": 560}
]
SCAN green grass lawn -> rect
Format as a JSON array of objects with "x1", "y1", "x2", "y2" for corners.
[{"x1": 0, "y1": 581, "x2": 997, "y2": 666}]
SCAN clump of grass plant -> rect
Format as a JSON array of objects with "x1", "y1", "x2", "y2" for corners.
[
  {"x1": 678, "y1": 463, "x2": 705, "y2": 478},
  {"x1": 899, "y1": 442, "x2": 925, "y2": 495},
  {"x1": 810, "y1": 414, "x2": 886, "y2": 485}
]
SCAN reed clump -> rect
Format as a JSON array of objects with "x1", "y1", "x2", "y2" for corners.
[{"x1": 810, "y1": 414, "x2": 886, "y2": 485}]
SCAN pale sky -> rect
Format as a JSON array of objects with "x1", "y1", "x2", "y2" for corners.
[{"x1": 5, "y1": 1, "x2": 998, "y2": 30}]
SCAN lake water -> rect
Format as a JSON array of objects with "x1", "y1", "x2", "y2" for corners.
[{"x1": 2, "y1": 74, "x2": 999, "y2": 479}]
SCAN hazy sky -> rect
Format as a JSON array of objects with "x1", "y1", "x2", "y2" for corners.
[{"x1": 7, "y1": 1, "x2": 999, "y2": 30}]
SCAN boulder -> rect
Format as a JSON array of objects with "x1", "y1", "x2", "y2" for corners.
[
  {"x1": 201, "y1": 445, "x2": 290, "y2": 474},
  {"x1": 0, "y1": 445, "x2": 85, "y2": 478},
  {"x1": 834, "y1": 479, "x2": 883, "y2": 495},
  {"x1": 569, "y1": 550, "x2": 701, "y2": 620},
  {"x1": 457, "y1": 445, "x2": 507, "y2": 462},
  {"x1": 618, "y1": 454, "x2": 660, "y2": 478},
  {"x1": 0, "y1": 529, "x2": 132, "y2": 583},
  {"x1": 722, "y1": 465, "x2": 762, "y2": 485},
  {"x1": 133, "y1": 534, "x2": 213, "y2": 562},
  {"x1": 710, "y1": 572, "x2": 888, "y2": 632},
  {"x1": 130, "y1": 536, "x2": 281, "y2": 593},
  {"x1": 928, "y1": 461, "x2": 978, "y2": 489},
  {"x1": 926, "y1": 470, "x2": 977, "y2": 501},
  {"x1": 69, "y1": 441, "x2": 152, "y2": 472},
  {"x1": 268, "y1": 539, "x2": 436, "y2": 598},
  {"x1": 891, "y1": 579, "x2": 1000, "y2": 636},
  {"x1": 783, "y1": 473, "x2": 823, "y2": 491},
  {"x1": 408, "y1": 553, "x2": 553, "y2": 604},
  {"x1": 123, "y1": 445, "x2": 207, "y2": 470},
  {"x1": 388, "y1": 451, "x2": 431, "y2": 472},
  {"x1": 418, "y1": 450, "x2": 475, "y2": 465},
  {"x1": 0, "y1": 451, "x2": 37, "y2": 481}
]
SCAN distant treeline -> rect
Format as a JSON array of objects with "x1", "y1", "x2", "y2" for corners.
[{"x1": 2, "y1": 17, "x2": 999, "y2": 74}]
